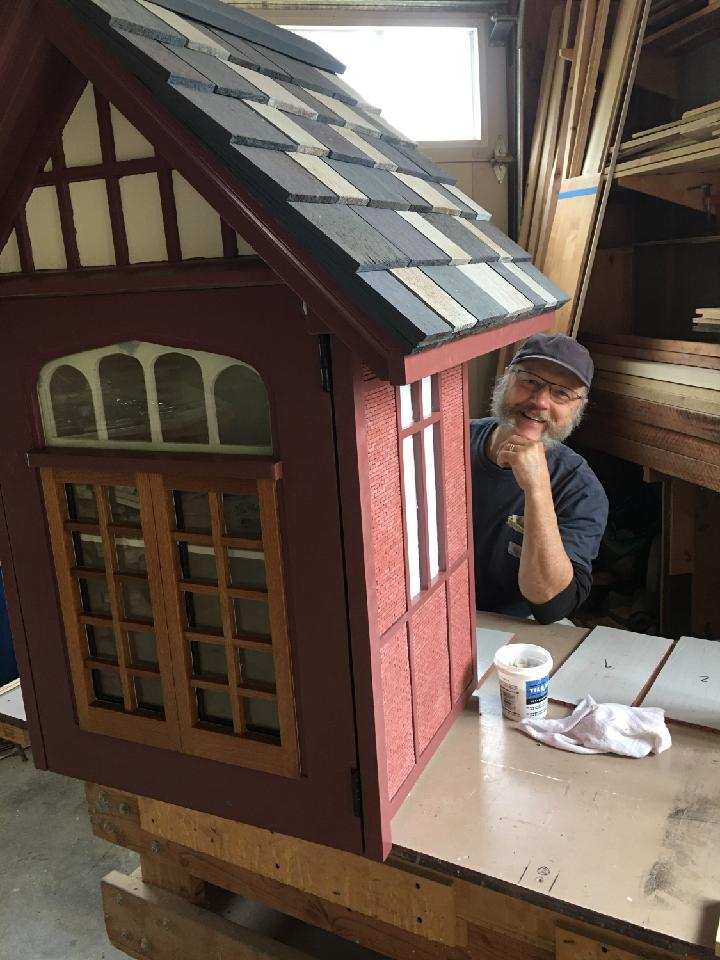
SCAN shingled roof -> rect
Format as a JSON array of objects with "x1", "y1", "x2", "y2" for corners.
[{"x1": 57, "y1": 0, "x2": 568, "y2": 354}]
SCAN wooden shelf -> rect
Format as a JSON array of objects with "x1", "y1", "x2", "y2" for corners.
[
  {"x1": 643, "y1": 0, "x2": 720, "y2": 53},
  {"x1": 613, "y1": 155, "x2": 720, "y2": 210}
]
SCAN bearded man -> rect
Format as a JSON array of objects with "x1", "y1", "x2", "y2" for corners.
[{"x1": 471, "y1": 333, "x2": 608, "y2": 624}]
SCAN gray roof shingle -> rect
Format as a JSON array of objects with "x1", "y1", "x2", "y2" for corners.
[{"x1": 64, "y1": 0, "x2": 568, "y2": 352}]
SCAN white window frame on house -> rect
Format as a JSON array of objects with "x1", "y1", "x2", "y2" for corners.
[{"x1": 398, "y1": 376, "x2": 446, "y2": 602}]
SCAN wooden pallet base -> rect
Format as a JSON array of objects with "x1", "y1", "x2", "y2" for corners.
[{"x1": 86, "y1": 783, "x2": 698, "y2": 960}]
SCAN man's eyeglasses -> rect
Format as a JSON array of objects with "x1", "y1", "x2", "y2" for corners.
[{"x1": 511, "y1": 367, "x2": 586, "y2": 405}]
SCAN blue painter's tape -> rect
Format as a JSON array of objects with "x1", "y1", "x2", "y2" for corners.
[{"x1": 558, "y1": 186, "x2": 598, "y2": 200}]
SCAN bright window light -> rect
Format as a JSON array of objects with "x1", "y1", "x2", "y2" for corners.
[{"x1": 285, "y1": 26, "x2": 482, "y2": 142}]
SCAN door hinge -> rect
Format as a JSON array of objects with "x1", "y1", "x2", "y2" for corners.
[
  {"x1": 350, "y1": 767, "x2": 363, "y2": 818},
  {"x1": 318, "y1": 333, "x2": 333, "y2": 393}
]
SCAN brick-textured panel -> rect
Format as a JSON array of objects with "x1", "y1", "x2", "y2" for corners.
[
  {"x1": 410, "y1": 587, "x2": 451, "y2": 754},
  {"x1": 364, "y1": 379, "x2": 407, "y2": 635},
  {"x1": 447, "y1": 560, "x2": 473, "y2": 702},
  {"x1": 379, "y1": 625, "x2": 415, "y2": 799},
  {"x1": 440, "y1": 365, "x2": 468, "y2": 567}
]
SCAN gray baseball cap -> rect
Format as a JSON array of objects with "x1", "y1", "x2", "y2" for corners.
[{"x1": 509, "y1": 333, "x2": 593, "y2": 389}]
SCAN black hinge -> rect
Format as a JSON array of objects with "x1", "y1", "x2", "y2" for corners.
[
  {"x1": 318, "y1": 333, "x2": 333, "y2": 393},
  {"x1": 350, "y1": 767, "x2": 363, "y2": 818}
]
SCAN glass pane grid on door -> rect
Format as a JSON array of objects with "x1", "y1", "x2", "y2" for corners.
[
  {"x1": 64, "y1": 481, "x2": 166, "y2": 720},
  {"x1": 170, "y1": 484, "x2": 280, "y2": 744}
]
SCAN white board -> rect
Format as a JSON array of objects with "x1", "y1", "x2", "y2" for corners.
[
  {"x1": 641, "y1": 636, "x2": 720, "y2": 731},
  {"x1": 471, "y1": 628, "x2": 514, "y2": 697},
  {"x1": 549, "y1": 625, "x2": 673, "y2": 706},
  {"x1": 593, "y1": 354, "x2": 720, "y2": 391},
  {"x1": 0, "y1": 678, "x2": 25, "y2": 723}
]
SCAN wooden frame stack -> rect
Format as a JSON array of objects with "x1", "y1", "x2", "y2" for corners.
[
  {"x1": 513, "y1": 0, "x2": 650, "y2": 354},
  {"x1": 575, "y1": 333, "x2": 720, "y2": 490}
]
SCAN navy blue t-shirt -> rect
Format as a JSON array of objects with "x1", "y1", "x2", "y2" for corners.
[{"x1": 470, "y1": 417, "x2": 608, "y2": 623}]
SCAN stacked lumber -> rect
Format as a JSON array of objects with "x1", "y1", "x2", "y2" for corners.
[
  {"x1": 575, "y1": 333, "x2": 720, "y2": 491},
  {"x1": 646, "y1": 0, "x2": 709, "y2": 34},
  {"x1": 644, "y1": 0, "x2": 720, "y2": 52},
  {"x1": 518, "y1": 0, "x2": 648, "y2": 343},
  {"x1": 693, "y1": 307, "x2": 720, "y2": 327},
  {"x1": 615, "y1": 100, "x2": 720, "y2": 176}
]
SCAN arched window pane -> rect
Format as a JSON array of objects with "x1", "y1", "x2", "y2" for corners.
[
  {"x1": 155, "y1": 353, "x2": 209, "y2": 444},
  {"x1": 215, "y1": 365, "x2": 271, "y2": 448},
  {"x1": 100, "y1": 354, "x2": 150, "y2": 442},
  {"x1": 50, "y1": 365, "x2": 97, "y2": 439}
]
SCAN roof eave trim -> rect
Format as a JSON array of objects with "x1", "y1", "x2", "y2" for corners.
[{"x1": 390, "y1": 311, "x2": 555, "y2": 385}]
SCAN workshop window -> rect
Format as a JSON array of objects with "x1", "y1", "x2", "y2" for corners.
[
  {"x1": 398, "y1": 376, "x2": 445, "y2": 601},
  {"x1": 287, "y1": 26, "x2": 482, "y2": 142},
  {"x1": 38, "y1": 343, "x2": 273, "y2": 454}
]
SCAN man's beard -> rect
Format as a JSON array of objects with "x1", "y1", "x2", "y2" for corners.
[{"x1": 490, "y1": 374, "x2": 586, "y2": 449}]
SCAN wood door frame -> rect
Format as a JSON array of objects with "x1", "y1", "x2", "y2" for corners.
[{"x1": 0, "y1": 282, "x2": 364, "y2": 854}]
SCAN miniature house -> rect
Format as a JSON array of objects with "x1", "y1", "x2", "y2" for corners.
[{"x1": 0, "y1": 0, "x2": 565, "y2": 859}]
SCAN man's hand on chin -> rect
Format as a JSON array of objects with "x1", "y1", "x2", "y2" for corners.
[{"x1": 497, "y1": 436, "x2": 550, "y2": 493}]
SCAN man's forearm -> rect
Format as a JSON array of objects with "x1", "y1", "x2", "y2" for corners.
[{"x1": 519, "y1": 480, "x2": 574, "y2": 604}]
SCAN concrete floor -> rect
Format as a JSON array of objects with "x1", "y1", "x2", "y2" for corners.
[{"x1": 0, "y1": 747, "x2": 386, "y2": 960}]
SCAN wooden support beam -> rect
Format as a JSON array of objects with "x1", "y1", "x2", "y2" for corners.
[
  {"x1": 556, "y1": 927, "x2": 647, "y2": 959},
  {"x1": 615, "y1": 169, "x2": 720, "y2": 212},
  {"x1": 139, "y1": 853, "x2": 206, "y2": 905},
  {"x1": 0, "y1": 13, "x2": 86, "y2": 257},
  {"x1": 0, "y1": 718, "x2": 30, "y2": 748},
  {"x1": 519, "y1": 3, "x2": 563, "y2": 249},
  {"x1": 583, "y1": 0, "x2": 644, "y2": 175},
  {"x1": 692, "y1": 488, "x2": 720, "y2": 639},
  {"x1": 102, "y1": 869, "x2": 316, "y2": 960},
  {"x1": 665, "y1": 478, "x2": 696, "y2": 576}
]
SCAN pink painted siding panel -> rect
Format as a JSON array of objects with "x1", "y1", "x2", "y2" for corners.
[
  {"x1": 440, "y1": 366, "x2": 468, "y2": 567},
  {"x1": 379, "y1": 625, "x2": 416, "y2": 799},
  {"x1": 364, "y1": 379, "x2": 407, "y2": 636},
  {"x1": 448, "y1": 560, "x2": 473, "y2": 702},
  {"x1": 410, "y1": 587, "x2": 451, "y2": 754}
]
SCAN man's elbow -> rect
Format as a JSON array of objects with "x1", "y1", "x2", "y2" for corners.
[{"x1": 526, "y1": 577, "x2": 580, "y2": 624}]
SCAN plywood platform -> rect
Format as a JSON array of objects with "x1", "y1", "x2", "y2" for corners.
[{"x1": 392, "y1": 612, "x2": 720, "y2": 956}]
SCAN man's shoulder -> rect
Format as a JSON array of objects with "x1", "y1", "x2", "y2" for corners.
[
  {"x1": 550, "y1": 442, "x2": 608, "y2": 507},
  {"x1": 469, "y1": 417, "x2": 496, "y2": 442}
]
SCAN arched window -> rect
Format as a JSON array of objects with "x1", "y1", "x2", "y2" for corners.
[
  {"x1": 49, "y1": 365, "x2": 97, "y2": 439},
  {"x1": 155, "y1": 353, "x2": 208, "y2": 445},
  {"x1": 38, "y1": 343, "x2": 272, "y2": 454},
  {"x1": 100, "y1": 354, "x2": 151, "y2": 442},
  {"x1": 215, "y1": 365, "x2": 271, "y2": 448}
]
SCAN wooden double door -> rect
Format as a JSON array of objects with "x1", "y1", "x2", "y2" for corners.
[{"x1": 0, "y1": 281, "x2": 365, "y2": 854}]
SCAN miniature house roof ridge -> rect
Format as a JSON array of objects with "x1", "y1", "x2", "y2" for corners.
[
  {"x1": 2, "y1": 0, "x2": 568, "y2": 380},
  {"x1": 146, "y1": 0, "x2": 346, "y2": 73}
]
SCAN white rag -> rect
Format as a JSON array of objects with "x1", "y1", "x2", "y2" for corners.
[{"x1": 518, "y1": 695, "x2": 672, "y2": 757}]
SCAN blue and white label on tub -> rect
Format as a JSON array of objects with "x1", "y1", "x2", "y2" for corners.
[{"x1": 526, "y1": 675, "x2": 549, "y2": 705}]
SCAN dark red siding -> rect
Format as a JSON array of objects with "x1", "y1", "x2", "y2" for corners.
[
  {"x1": 379, "y1": 623, "x2": 415, "y2": 799},
  {"x1": 360, "y1": 363, "x2": 473, "y2": 806},
  {"x1": 448, "y1": 559, "x2": 473, "y2": 702},
  {"x1": 440, "y1": 365, "x2": 468, "y2": 566},
  {"x1": 363, "y1": 379, "x2": 407, "y2": 636},
  {"x1": 409, "y1": 587, "x2": 451, "y2": 754}
]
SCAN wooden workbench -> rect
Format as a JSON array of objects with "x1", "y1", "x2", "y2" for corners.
[
  {"x1": 393, "y1": 612, "x2": 720, "y2": 958},
  {"x1": 87, "y1": 612, "x2": 720, "y2": 960}
]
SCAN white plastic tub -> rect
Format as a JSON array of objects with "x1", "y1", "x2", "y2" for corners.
[{"x1": 494, "y1": 643, "x2": 553, "y2": 722}]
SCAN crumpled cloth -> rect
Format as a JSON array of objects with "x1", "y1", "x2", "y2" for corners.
[{"x1": 518, "y1": 695, "x2": 672, "y2": 757}]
